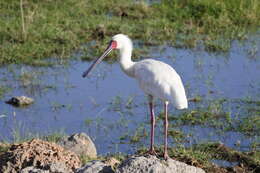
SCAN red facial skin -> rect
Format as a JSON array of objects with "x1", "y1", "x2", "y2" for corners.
[{"x1": 111, "y1": 41, "x2": 117, "y2": 49}]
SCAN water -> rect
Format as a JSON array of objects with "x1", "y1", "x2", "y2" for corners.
[
  {"x1": 211, "y1": 159, "x2": 238, "y2": 168},
  {"x1": 0, "y1": 37, "x2": 259, "y2": 155}
]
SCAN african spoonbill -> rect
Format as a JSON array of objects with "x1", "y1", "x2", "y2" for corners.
[{"x1": 82, "y1": 34, "x2": 188, "y2": 159}]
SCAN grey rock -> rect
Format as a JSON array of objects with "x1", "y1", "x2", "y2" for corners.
[
  {"x1": 76, "y1": 160, "x2": 114, "y2": 173},
  {"x1": 20, "y1": 166, "x2": 49, "y2": 173},
  {"x1": 5, "y1": 96, "x2": 34, "y2": 107},
  {"x1": 47, "y1": 162, "x2": 71, "y2": 173},
  {"x1": 116, "y1": 155, "x2": 205, "y2": 173},
  {"x1": 58, "y1": 133, "x2": 97, "y2": 158},
  {"x1": 20, "y1": 163, "x2": 71, "y2": 173}
]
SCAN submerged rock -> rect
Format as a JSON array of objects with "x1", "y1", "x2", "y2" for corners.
[
  {"x1": 76, "y1": 160, "x2": 114, "y2": 173},
  {"x1": 58, "y1": 133, "x2": 97, "y2": 158},
  {"x1": 116, "y1": 155, "x2": 205, "y2": 173},
  {"x1": 5, "y1": 96, "x2": 34, "y2": 107}
]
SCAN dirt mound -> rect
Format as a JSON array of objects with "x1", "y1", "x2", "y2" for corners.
[{"x1": 0, "y1": 139, "x2": 81, "y2": 172}]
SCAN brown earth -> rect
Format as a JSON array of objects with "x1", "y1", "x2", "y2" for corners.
[{"x1": 0, "y1": 139, "x2": 81, "y2": 172}]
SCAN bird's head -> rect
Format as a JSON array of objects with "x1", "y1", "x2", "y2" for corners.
[
  {"x1": 82, "y1": 34, "x2": 132, "y2": 78},
  {"x1": 111, "y1": 34, "x2": 132, "y2": 50}
]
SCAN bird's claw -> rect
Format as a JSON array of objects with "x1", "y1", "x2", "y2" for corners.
[
  {"x1": 145, "y1": 149, "x2": 158, "y2": 156},
  {"x1": 163, "y1": 153, "x2": 170, "y2": 160}
]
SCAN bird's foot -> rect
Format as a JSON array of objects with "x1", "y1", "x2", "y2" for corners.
[
  {"x1": 163, "y1": 153, "x2": 170, "y2": 160},
  {"x1": 145, "y1": 149, "x2": 158, "y2": 156}
]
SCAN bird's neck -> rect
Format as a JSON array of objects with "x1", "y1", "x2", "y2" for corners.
[{"x1": 119, "y1": 47, "x2": 135, "y2": 77}]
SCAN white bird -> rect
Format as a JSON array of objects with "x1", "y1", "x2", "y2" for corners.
[{"x1": 82, "y1": 34, "x2": 188, "y2": 159}]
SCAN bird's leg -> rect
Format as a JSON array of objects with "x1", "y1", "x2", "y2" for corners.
[
  {"x1": 146, "y1": 95, "x2": 157, "y2": 156},
  {"x1": 164, "y1": 101, "x2": 169, "y2": 160}
]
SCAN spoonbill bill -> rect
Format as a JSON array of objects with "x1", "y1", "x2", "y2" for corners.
[{"x1": 82, "y1": 34, "x2": 188, "y2": 159}]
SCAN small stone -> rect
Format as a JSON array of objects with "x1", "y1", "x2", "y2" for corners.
[
  {"x1": 105, "y1": 157, "x2": 120, "y2": 168},
  {"x1": 47, "y1": 162, "x2": 71, "y2": 173},
  {"x1": 20, "y1": 166, "x2": 49, "y2": 173},
  {"x1": 76, "y1": 160, "x2": 114, "y2": 173},
  {"x1": 5, "y1": 96, "x2": 34, "y2": 106}
]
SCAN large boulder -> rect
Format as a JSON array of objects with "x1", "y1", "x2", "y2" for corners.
[
  {"x1": 116, "y1": 155, "x2": 205, "y2": 173},
  {"x1": 58, "y1": 133, "x2": 97, "y2": 158},
  {"x1": 76, "y1": 160, "x2": 114, "y2": 173}
]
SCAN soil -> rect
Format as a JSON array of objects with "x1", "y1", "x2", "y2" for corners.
[{"x1": 0, "y1": 139, "x2": 81, "y2": 172}]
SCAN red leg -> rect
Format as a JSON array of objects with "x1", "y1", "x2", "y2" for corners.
[
  {"x1": 164, "y1": 101, "x2": 169, "y2": 160},
  {"x1": 146, "y1": 96, "x2": 157, "y2": 155}
]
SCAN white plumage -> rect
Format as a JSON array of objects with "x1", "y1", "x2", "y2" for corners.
[
  {"x1": 83, "y1": 34, "x2": 188, "y2": 159},
  {"x1": 111, "y1": 34, "x2": 187, "y2": 109},
  {"x1": 132, "y1": 59, "x2": 187, "y2": 109}
]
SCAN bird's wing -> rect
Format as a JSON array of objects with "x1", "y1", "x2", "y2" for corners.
[{"x1": 133, "y1": 59, "x2": 187, "y2": 109}]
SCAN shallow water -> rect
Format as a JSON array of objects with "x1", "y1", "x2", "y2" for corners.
[{"x1": 0, "y1": 36, "x2": 259, "y2": 155}]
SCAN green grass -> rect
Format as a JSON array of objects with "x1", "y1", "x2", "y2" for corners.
[
  {"x1": 0, "y1": 0, "x2": 259, "y2": 65},
  {"x1": 42, "y1": 132, "x2": 66, "y2": 143},
  {"x1": 137, "y1": 142, "x2": 260, "y2": 172},
  {"x1": 0, "y1": 143, "x2": 10, "y2": 154}
]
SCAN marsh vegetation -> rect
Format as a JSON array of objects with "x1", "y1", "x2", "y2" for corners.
[{"x1": 1, "y1": 0, "x2": 259, "y2": 65}]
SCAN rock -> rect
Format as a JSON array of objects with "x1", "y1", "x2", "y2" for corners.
[
  {"x1": 21, "y1": 166, "x2": 49, "y2": 173},
  {"x1": 47, "y1": 162, "x2": 71, "y2": 173},
  {"x1": 116, "y1": 155, "x2": 205, "y2": 173},
  {"x1": 76, "y1": 160, "x2": 114, "y2": 173},
  {"x1": 0, "y1": 139, "x2": 81, "y2": 173},
  {"x1": 5, "y1": 96, "x2": 34, "y2": 106},
  {"x1": 20, "y1": 162, "x2": 71, "y2": 173},
  {"x1": 104, "y1": 157, "x2": 120, "y2": 168},
  {"x1": 58, "y1": 133, "x2": 97, "y2": 158}
]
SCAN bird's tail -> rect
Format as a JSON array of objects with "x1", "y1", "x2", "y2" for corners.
[{"x1": 171, "y1": 86, "x2": 188, "y2": 110}]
